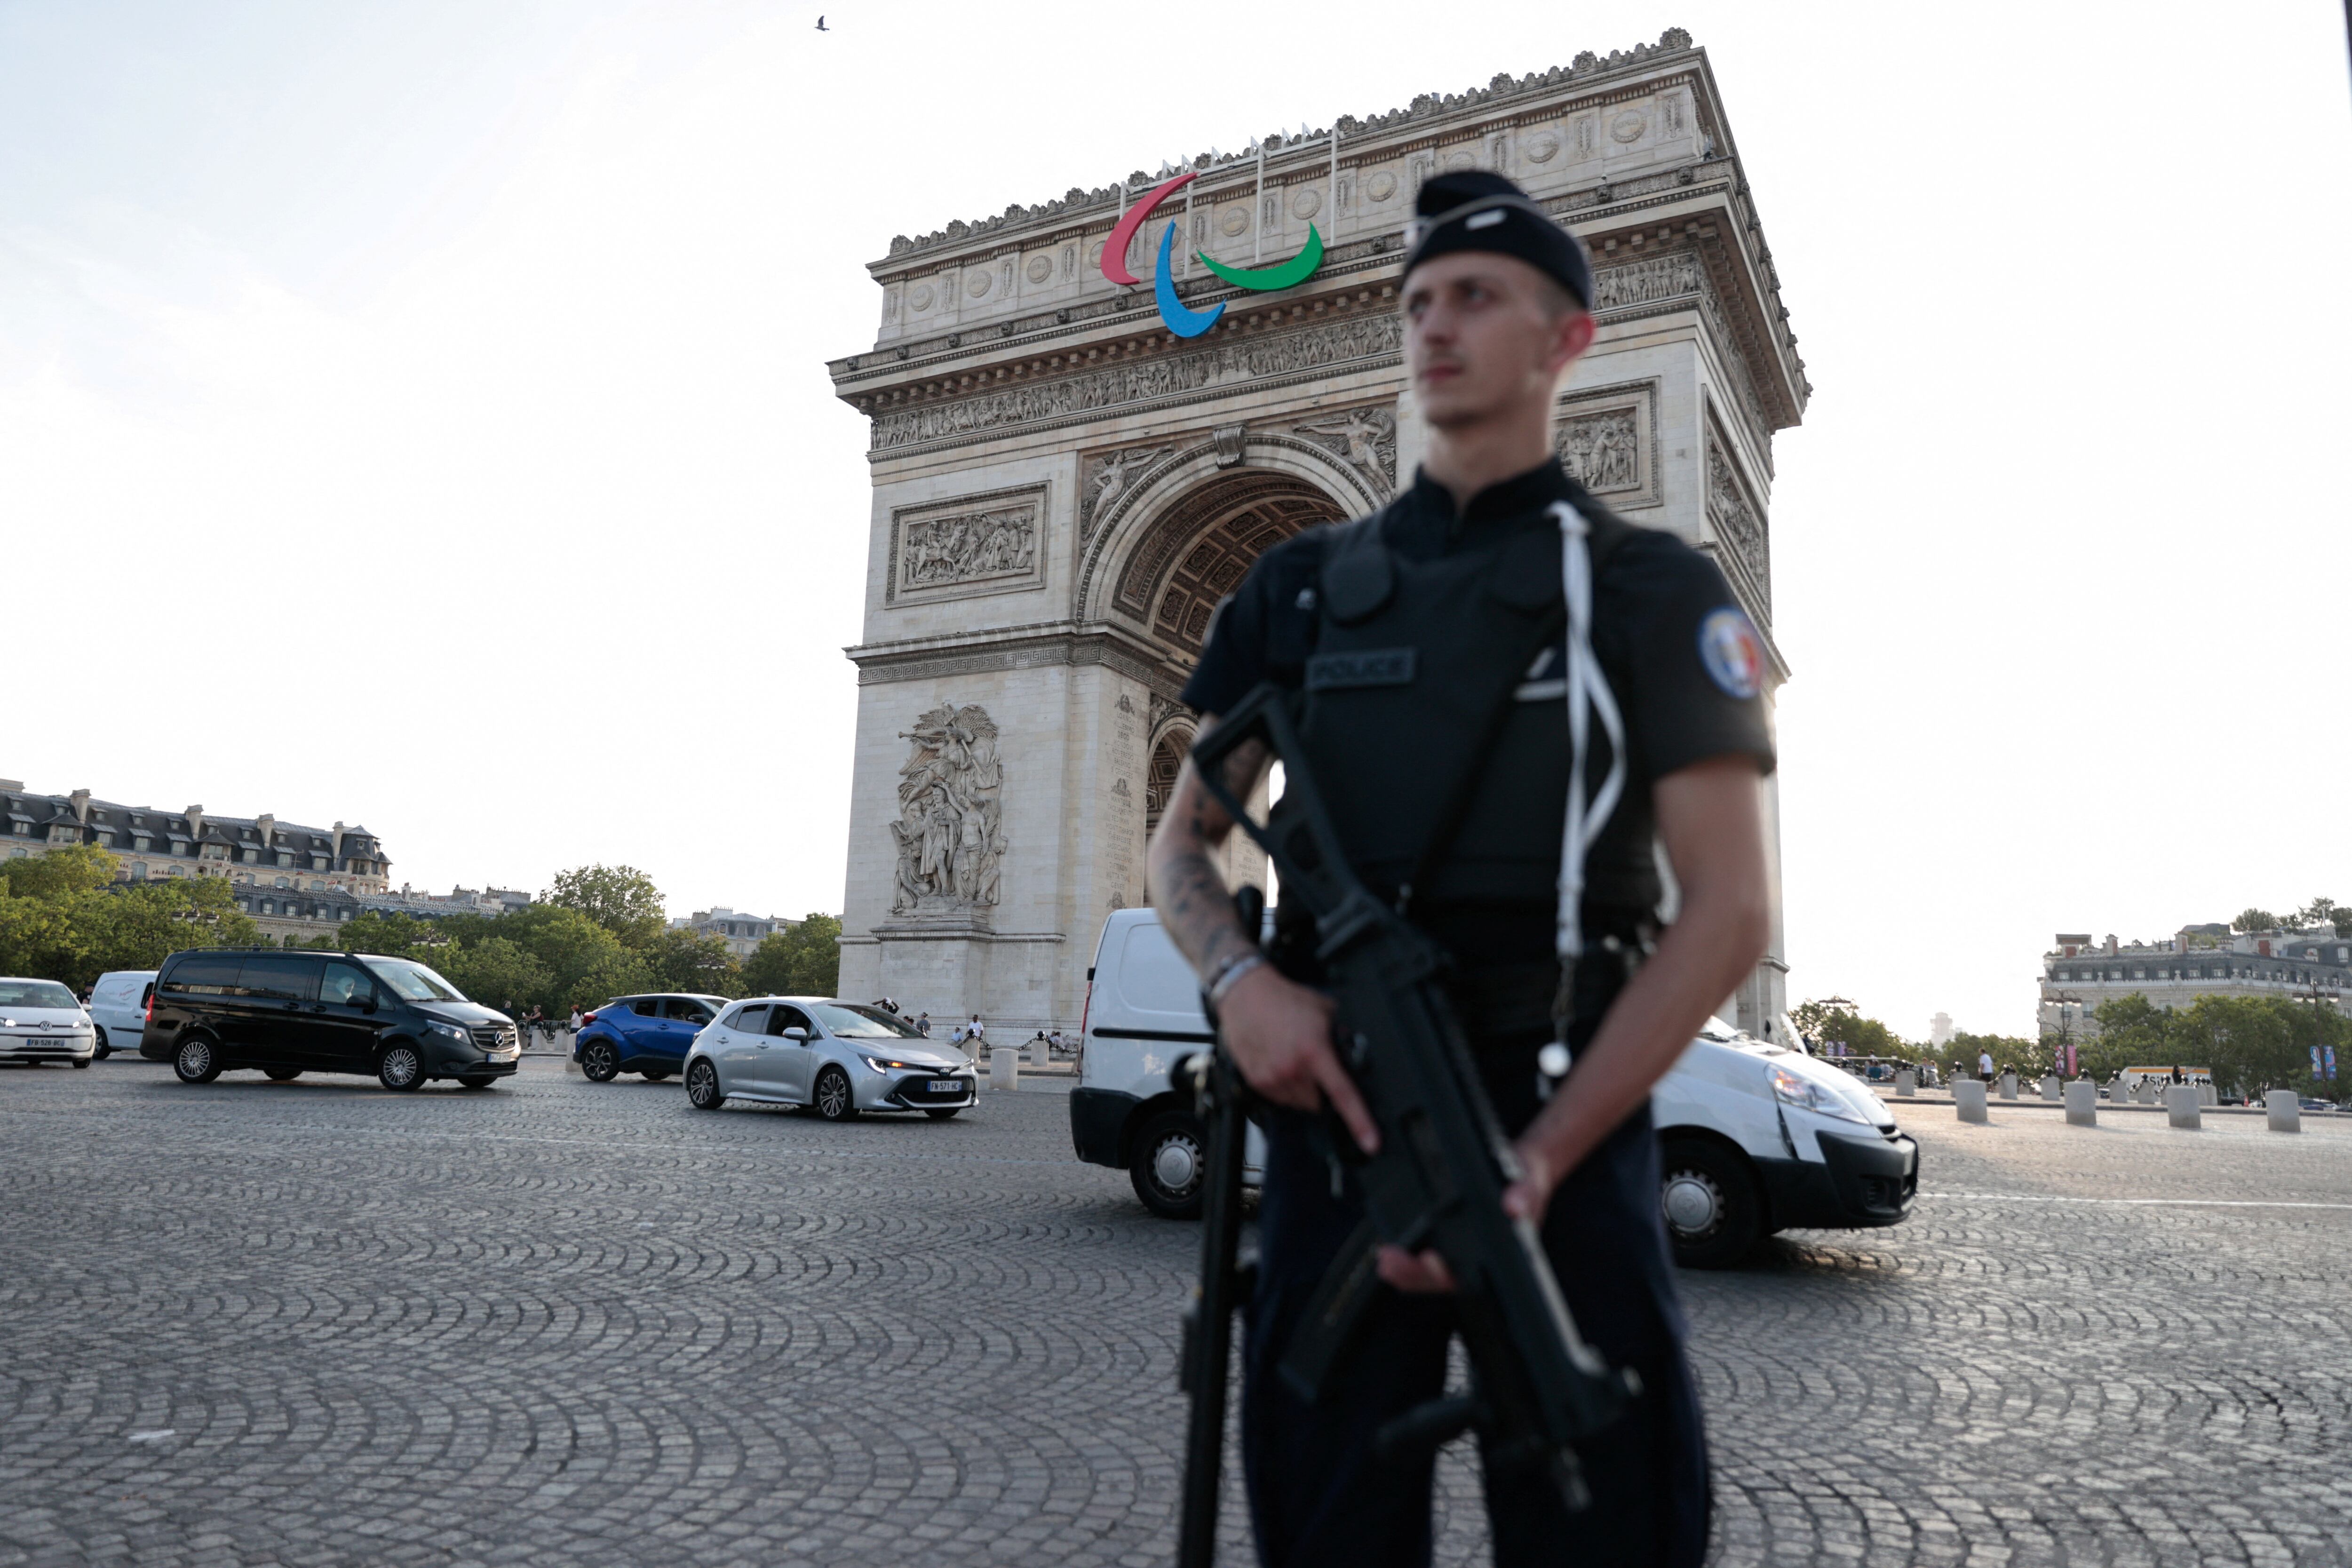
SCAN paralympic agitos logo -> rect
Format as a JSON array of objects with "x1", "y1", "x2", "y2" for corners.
[{"x1": 1101, "y1": 172, "x2": 1325, "y2": 339}]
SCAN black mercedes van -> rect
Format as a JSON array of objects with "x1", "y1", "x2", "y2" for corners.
[{"x1": 141, "y1": 948, "x2": 520, "y2": 1091}]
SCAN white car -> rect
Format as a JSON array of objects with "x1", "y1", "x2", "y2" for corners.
[
  {"x1": 87, "y1": 969, "x2": 157, "y2": 1059},
  {"x1": 0, "y1": 978, "x2": 99, "y2": 1068},
  {"x1": 683, "y1": 996, "x2": 980, "y2": 1120},
  {"x1": 1069, "y1": 909, "x2": 1919, "y2": 1265}
]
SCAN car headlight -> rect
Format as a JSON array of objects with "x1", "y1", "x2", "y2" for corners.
[
  {"x1": 427, "y1": 1021, "x2": 469, "y2": 1043},
  {"x1": 859, "y1": 1054, "x2": 926, "y2": 1073},
  {"x1": 1770, "y1": 1065, "x2": 1872, "y2": 1124}
]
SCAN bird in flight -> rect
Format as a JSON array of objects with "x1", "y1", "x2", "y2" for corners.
[{"x1": 815, "y1": 14, "x2": 828, "y2": 28}]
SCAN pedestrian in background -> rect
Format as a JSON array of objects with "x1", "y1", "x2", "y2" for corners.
[{"x1": 915, "y1": 1011, "x2": 931, "y2": 1037}]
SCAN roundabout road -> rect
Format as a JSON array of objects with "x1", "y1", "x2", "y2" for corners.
[{"x1": 2, "y1": 1060, "x2": 2348, "y2": 1566}]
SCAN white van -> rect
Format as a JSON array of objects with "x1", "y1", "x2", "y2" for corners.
[
  {"x1": 87, "y1": 970, "x2": 157, "y2": 1060},
  {"x1": 1070, "y1": 908, "x2": 1919, "y2": 1266}
]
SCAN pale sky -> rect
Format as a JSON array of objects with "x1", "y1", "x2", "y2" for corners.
[{"x1": 5, "y1": 0, "x2": 2349, "y2": 1037}]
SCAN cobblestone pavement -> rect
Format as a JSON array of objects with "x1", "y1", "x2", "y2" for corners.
[{"x1": 3, "y1": 1060, "x2": 2349, "y2": 1566}]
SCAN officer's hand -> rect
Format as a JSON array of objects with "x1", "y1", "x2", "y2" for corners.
[
  {"x1": 1216, "y1": 964, "x2": 1379, "y2": 1155},
  {"x1": 1374, "y1": 1246, "x2": 1455, "y2": 1293},
  {"x1": 1501, "y1": 1138, "x2": 1563, "y2": 1230}
]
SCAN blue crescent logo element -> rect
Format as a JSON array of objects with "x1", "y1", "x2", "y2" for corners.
[
  {"x1": 1697, "y1": 607, "x2": 1764, "y2": 700},
  {"x1": 1153, "y1": 223, "x2": 1225, "y2": 339}
]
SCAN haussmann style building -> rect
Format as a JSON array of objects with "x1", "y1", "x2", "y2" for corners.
[{"x1": 2039, "y1": 926, "x2": 2352, "y2": 1039}]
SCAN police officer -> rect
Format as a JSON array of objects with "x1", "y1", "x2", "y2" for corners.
[{"x1": 1148, "y1": 170, "x2": 1775, "y2": 1568}]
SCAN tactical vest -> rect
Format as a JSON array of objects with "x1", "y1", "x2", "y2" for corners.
[{"x1": 1273, "y1": 497, "x2": 1657, "y2": 923}]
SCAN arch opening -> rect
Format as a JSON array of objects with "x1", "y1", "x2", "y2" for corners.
[{"x1": 1112, "y1": 469, "x2": 1348, "y2": 663}]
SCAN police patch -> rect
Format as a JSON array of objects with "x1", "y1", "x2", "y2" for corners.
[{"x1": 1697, "y1": 607, "x2": 1764, "y2": 700}]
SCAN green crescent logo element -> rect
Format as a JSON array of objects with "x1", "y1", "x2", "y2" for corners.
[{"x1": 1195, "y1": 224, "x2": 1324, "y2": 292}]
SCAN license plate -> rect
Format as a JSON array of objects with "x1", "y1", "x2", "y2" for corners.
[
  {"x1": 492, "y1": 1047, "x2": 518, "y2": 1060},
  {"x1": 929, "y1": 1079, "x2": 963, "y2": 1095}
]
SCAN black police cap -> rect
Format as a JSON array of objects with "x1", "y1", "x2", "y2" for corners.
[{"x1": 1400, "y1": 170, "x2": 1592, "y2": 310}]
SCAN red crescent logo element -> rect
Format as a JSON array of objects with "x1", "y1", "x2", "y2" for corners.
[{"x1": 1100, "y1": 172, "x2": 1197, "y2": 287}]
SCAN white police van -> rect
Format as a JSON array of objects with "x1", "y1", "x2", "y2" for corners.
[{"x1": 1068, "y1": 908, "x2": 1918, "y2": 1266}]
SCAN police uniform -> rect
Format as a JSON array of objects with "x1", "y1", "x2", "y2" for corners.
[{"x1": 1179, "y1": 172, "x2": 1775, "y2": 1568}]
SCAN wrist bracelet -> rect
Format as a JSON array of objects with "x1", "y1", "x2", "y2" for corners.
[{"x1": 1206, "y1": 953, "x2": 1266, "y2": 1006}]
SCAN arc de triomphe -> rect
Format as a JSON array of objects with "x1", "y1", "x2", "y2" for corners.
[{"x1": 826, "y1": 30, "x2": 1807, "y2": 1036}]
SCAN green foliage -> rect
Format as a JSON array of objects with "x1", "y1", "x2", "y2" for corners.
[
  {"x1": 2293, "y1": 896, "x2": 2351, "y2": 938},
  {"x1": 641, "y1": 928, "x2": 744, "y2": 998},
  {"x1": 2076, "y1": 991, "x2": 2351, "y2": 1096},
  {"x1": 0, "y1": 846, "x2": 261, "y2": 989},
  {"x1": 2233, "y1": 907, "x2": 2280, "y2": 933},
  {"x1": 1789, "y1": 998, "x2": 1907, "y2": 1057},
  {"x1": 1948, "y1": 1030, "x2": 2053, "y2": 1079},
  {"x1": 741, "y1": 915, "x2": 842, "y2": 999},
  {"x1": 542, "y1": 864, "x2": 667, "y2": 946}
]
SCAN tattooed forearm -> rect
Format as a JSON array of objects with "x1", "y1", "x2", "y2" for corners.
[{"x1": 1145, "y1": 718, "x2": 1271, "y2": 982}]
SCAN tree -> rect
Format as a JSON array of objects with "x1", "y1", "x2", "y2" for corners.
[
  {"x1": 432, "y1": 936, "x2": 554, "y2": 1013},
  {"x1": 741, "y1": 914, "x2": 842, "y2": 998},
  {"x1": 2082, "y1": 994, "x2": 2170, "y2": 1082},
  {"x1": 642, "y1": 928, "x2": 743, "y2": 998},
  {"x1": 1950, "y1": 1030, "x2": 2053, "y2": 1080},
  {"x1": 2233, "y1": 907, "x2": 2280, "y2": 933},
  {"x1": 1788, "y1": 998, "x2": 1907, "y2": 1057},
  {"x1": 542, "y1": 864, "x2": 667, "y2": 946},
  {"x1": 0, "y1": 845, "x2": 259, "y2": 988},
  {"x1": 2293, "y1": 897, "x2": 2351, "y2": 937},
  {"x1": 327, "y1": 910, "x2": 443, "y2": 958}
]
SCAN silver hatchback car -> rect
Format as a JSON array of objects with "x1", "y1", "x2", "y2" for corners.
[{"x1": 684, "y1": 997, "x2": 979, "y2": 1120}]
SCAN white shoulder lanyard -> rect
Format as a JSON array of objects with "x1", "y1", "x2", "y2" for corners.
[{"x1": 1550, "y1": 500, "x2": 1626, "y2": 961}]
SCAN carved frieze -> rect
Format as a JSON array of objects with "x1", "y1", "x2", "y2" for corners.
[
  {"x1": 1590, "y1": 252, "x2": 1700, "y2": 310},
  {"x1": 887, "y1": 484, "x2": 1048, "y2": 605},
  {"x1": 1552, "y1": 379, "x2": 1658, "y2": 511},
  {"x1": 1704, "y1": 423, "x2": 1771, "y2": 621},
  {"x1": 1556, "y1": 410, "x2": 1638, "y2": 492},
  {"x1": 1080, "y1": 445, "x2": 1177, "y2": 543},
  {"x1": 871, "y1": 313, "x2": 1405, "y2": 454},
  {"x1": 1294, "y1": 405, "x2": 1397, "y2": 496},
  {"x1": 889, "y1": 702, "x2": 1007, "y2": 915}
]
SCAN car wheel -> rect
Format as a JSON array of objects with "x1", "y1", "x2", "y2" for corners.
[
  {"x1": 811, "y1": 1065, "x2": 857, "y2": 1122},
  {"x1": 173, "y1": 1036, "x2": 222, "y2": 1084},
  {"x1": 457, "y1": 1075, "x2": 496, "y2": 1090},
  {"x1": 93, "y1": 1027, "x2": 111, "y2": 1061},
  {"x1": 685, "y1": 1058, "x2": 725, "y2": 1110},
  {"x1": 1128, "y1": 1109, "x2": 1207, "y2": 1220},
  {"x1": 642, "y1": 1068, "x2": 672, "y2": 1082},
  {"x1": 71, "y1": 1056, "x2": 90, "y2": 1069},
  {"x1": 378, "y1": 1043, "x2": 425, "y2": 1093},
  {"x1": 580, "y1": 1040, "x2": 620, "y2": 1082},
  {"x1": 1660, "y1": 1138, "x2": 1764, "y2": 1270},
  {"x1": 264, "y1": 1067, "x2": 302, "y2": 1082},
  {"x1": 924, "y1": 1106, "x2": 962, "y2": 1121}
]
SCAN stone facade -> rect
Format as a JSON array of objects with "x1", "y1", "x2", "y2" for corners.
[
  {"x1": 2039, "y1": 926, "x2": 2352, "y2": 1040},
  {"x1": 826, "y1": 32, "x2": 1806, "y2": 1035}
]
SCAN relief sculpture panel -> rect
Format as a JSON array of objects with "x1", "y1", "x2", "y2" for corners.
[
  {"x1": 887, "y1": 485, "x2": 1048, "y2": 605},
  {"x1": 1294, "y1": 406, "x2": 1397, "y2": 495},
  {"x1": 1552, "y1": 380, "x2": 1658, "y2": 511},
  {"x1": 888, "y1": 702, "x2": 1007, "y2": 915},
  {"x1": 1705, "y1": 433, "x2": 1771, "y2": 620}
]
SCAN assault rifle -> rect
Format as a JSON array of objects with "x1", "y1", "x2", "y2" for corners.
[{"x1": 1174, "y1": 681, "x2": 1635, "y2": 1568}]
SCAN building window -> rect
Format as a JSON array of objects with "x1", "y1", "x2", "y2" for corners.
[
  {"x1": 275, "y1": 876, "x2": 290, "y2": 889},
  {"x1": 242, "y1": 848, "x2": 259, "y2": 863}
]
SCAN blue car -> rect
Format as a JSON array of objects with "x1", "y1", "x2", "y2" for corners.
[{"x1": 574, "y1": 994, "x2": 728, "y2": 1082}]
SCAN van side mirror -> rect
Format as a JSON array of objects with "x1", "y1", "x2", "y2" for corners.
[
  {"x1": 357, "y1": 993, "x2": 378, "y2": 1015},
  {"x1": 782, "y1": 1026, "x2": 810, "y2": 1042}
]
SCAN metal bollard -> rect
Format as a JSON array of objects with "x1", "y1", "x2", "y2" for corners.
[
  {"x1": 990, "y1": 1040, "x2": 1019, "y2": 1093},
  {"x1": 2268, "y1": 1089, "x2": 2301, "y2": 1133},
  {"x1": 2166, "y1": 1083, "x2": 2201, "y2": 1129},
  {"x1": 1895, "y1": 1070, "x2": 1916, "y2": 1098},
  {"x1": 1955, "y1": 1079, "x2": 1988, "y2": 1123},
  {"x1": 2064, "y1": 1080, "x2": 2097, "y2": 1127}
]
